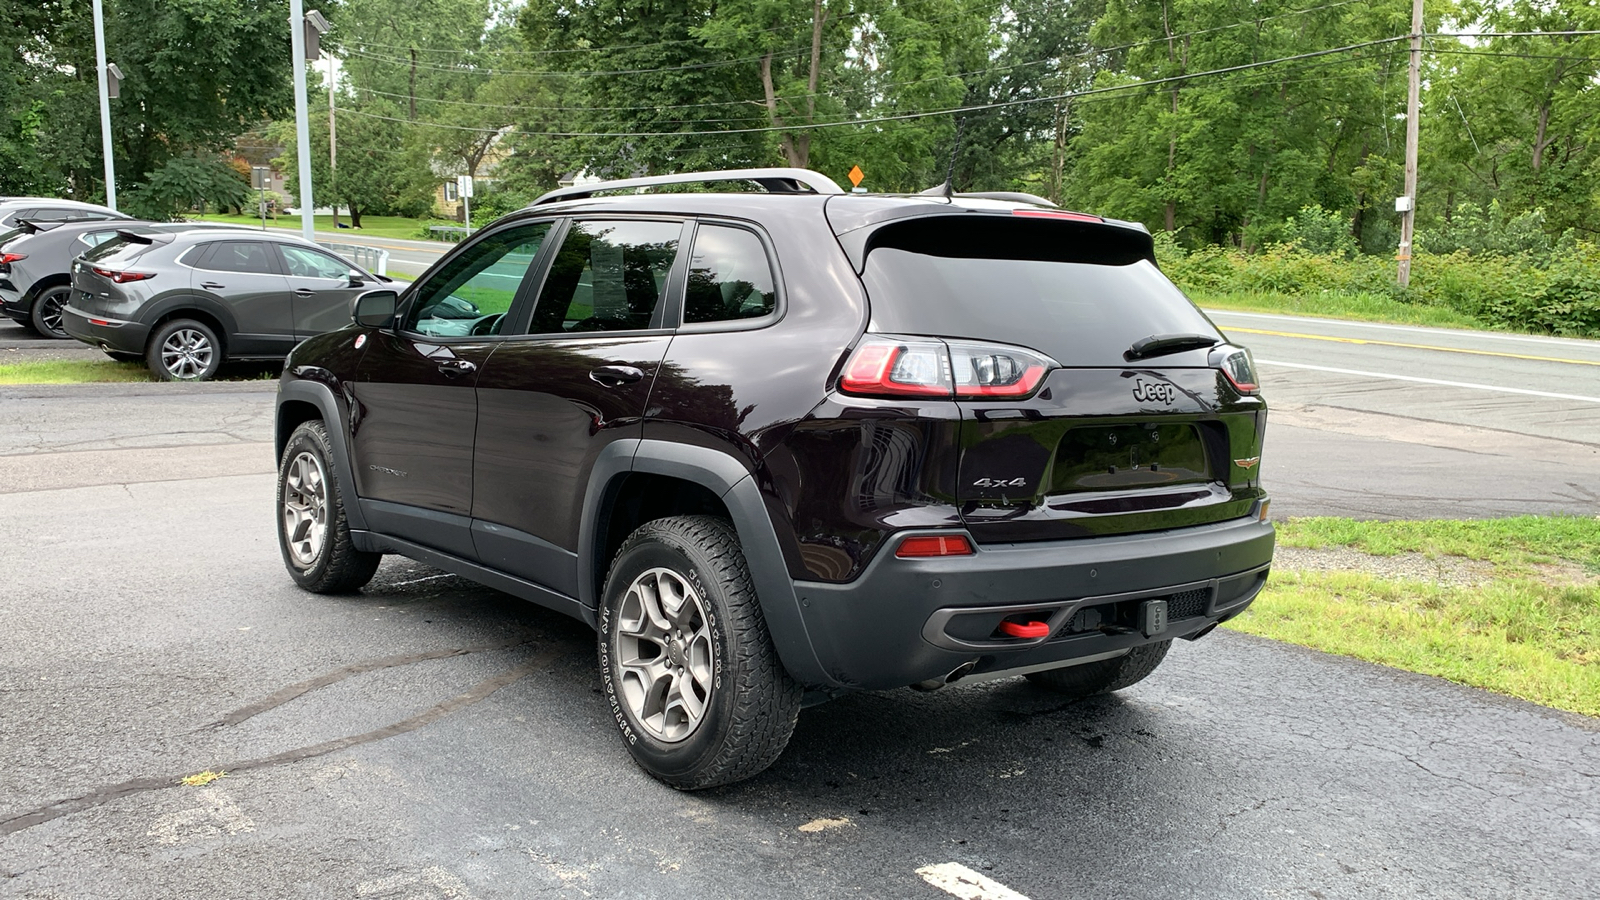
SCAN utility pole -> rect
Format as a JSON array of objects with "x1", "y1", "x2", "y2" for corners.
[
  {"x1": 329, "y1": 58, "x2": 338, "y2": 229},
  {"x1": 92, "y1": 0, "x2": 116, "y2": 210},
  {"x1": 1397, "y1": 0, "x2": 1424, "y2": 287}
]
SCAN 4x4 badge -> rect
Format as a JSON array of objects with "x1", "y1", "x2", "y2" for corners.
[{"x1": 1234, "y1": 457, "x2": 1260, "y2": 469}]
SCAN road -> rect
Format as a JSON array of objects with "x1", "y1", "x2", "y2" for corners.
[
  {"x1": 0, "y1": 387, "x2": 1594, "y2": 898},
  {"x1": 1208, "y1": 310, "x2": 1600, "y2": 518}
]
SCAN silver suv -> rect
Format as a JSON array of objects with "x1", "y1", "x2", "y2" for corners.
[{"x1": 62, "y1": 226, "x2": 382, "y2": 380}]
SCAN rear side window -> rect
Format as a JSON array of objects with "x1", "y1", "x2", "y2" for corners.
[
  {"x1": 532, "y1": 220, "x2": 681, "y2": 333},
  {"x1": 195, "y1": 241, "x2": 276, "y2": 275},
  {"x1": 75, "y1": 230, "x2": 122, "y2": 251},
  {"x1": 859, "y1": 216, "x2": 1217, "y2": 367},
  {"x1": 683, "y1": 224, "x2": 776, "y2": 324}
]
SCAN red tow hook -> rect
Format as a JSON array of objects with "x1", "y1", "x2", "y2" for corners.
[{"x1": 998, "y1": 620, "x2": 1051, "y2": 639}]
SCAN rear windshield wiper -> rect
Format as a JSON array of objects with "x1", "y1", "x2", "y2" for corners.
[{"x1": 1124, "y1": 333, "x2": 1220, "y2": 362}]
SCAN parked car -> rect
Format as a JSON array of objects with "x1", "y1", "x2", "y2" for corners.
[
  {"x1": 273, "y1": 167, "x2": 1274, "y2": 789},
  {"x1": 61, "y1": 226, "x2": 383, "y2": 380},
  {"x1": 0, "y1": 197, "x2": 127, "y2": 229},
  {"x1": 1, "y1": 219, "x2": 148, "y2": 339}
]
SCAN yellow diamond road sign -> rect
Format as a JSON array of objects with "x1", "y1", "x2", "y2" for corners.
[{"x1": 848, "y1": 165, "x2": 864, "y2": 187}]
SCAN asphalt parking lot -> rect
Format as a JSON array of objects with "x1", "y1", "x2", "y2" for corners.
[{"x1": 1, "y1": 378, "x2": 1597, "y2": 898}]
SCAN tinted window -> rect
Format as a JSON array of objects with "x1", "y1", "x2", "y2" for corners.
[
  {"x1": 531, "y1": 220, "x2": 680, "y2": 334},
  {"x1": 683, "y1": 225, "x2": 776, "y2": 324},
  {"x1": 860, "y1": 219, "x2": 1216, "y2": 367},
  {"x1": 406, "y1": 222, "x2": 550, "y2": 337},
  {"x1": 197, "y1": 241, "x2": 276, "y2": 275},
  {"x1": 281, "y1": 244, "x2": 353, "y2": 280}
]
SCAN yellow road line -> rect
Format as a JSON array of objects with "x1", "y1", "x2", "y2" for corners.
[{"x1": 1226, "y1": 327, "x2": 1600, "y2": 367}]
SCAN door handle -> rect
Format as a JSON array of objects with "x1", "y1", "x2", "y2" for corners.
[
  {"x1": 438, "y1": 359, "x2": 477, "y2": 378},
  {"x1": 293, "y1": 288, "x2": 315, "y2": 296},
  {"x1": 589, "y1": 365, "x2": 644, "y2": 386},
  {"x1": 201, "y1": 282, "x2": 225, "y2": 289}
]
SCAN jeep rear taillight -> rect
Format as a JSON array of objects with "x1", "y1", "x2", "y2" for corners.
[
  {"x1": 91, "y1": 266, "x2": 154, "y2": 284},
  {"x1": 839, "y1": 336, "x2": 1054, "y2": 400},
  {"x1": 1217, "y1": 346, "x2": 1259, "y2": 394}
]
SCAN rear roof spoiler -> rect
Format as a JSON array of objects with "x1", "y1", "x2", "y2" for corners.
[{"x1": 113, "y1": 228, "x2": 173, "y2": 245}]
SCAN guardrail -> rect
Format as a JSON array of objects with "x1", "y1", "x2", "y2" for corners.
[
  {"x1": 428, "y1": 225, "x2": 473, "y2": 242},
  {"x1": 319, "y1": 241, "x2": 390, "y2": 277}
]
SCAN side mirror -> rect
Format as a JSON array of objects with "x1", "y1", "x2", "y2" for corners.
[
  {"x1": 347, "y1": 269, "x2": 365, "y2": 288},
  {"x1": 352, "y1": 288, "x2": 399, "y2": 328}
]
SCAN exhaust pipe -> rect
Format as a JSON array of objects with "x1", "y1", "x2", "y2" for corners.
[{"x1": 909, "y1": 659, "x2": 979, "y2": 692}]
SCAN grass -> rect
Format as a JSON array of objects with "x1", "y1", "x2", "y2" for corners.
[
  {"x1": 0, "y1": 358, "x2": 153, "y2": 384},
  {"x1": 1229, "y1": 516, "x2": 1600, "y2": 717},
  {"x1": 189, "y1": 213, "x2": 453, "y2": 242},
  {"x1": 0, "y1": 358, "x2": 280, "y2": 384},
  {"x1": 1193, "y1": 289, "x2": 1494, "y2": 330}
]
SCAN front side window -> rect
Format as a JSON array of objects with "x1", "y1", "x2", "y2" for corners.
[
  {"x1": 281, "y1": 244, "x2": 354, "y2": 280},
  {"x1": 404, "y1": 222, "x2": 551, "y2": 337},
  {"x1": 531, "y1": 219, "x2": 681, "y2": 334},
  {"x1": 683, "y1": 224, "x2": 776, "y2": 324},
  {"x1": 198, "y1": 241, "x2": 276, "y2": 275}
]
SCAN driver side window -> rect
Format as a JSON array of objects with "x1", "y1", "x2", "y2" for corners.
[{"x1": 404, "y1": 222, "x2": 551, "y2": 337}]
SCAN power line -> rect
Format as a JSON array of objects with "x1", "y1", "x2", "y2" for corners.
[{"x1": 336, "y1": 38, "x2": 1407, "y2": 139}]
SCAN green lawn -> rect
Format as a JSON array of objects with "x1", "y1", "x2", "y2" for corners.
[
  {"x1": 1230, "y1": 516, "x2": 1600, "y2": 717},
  {"x1": 0, "y1": 358, "x2": 279, "y2": 384},
  {"x1": 1194, "y1": 289, "x2": 1495, "y2": 330},
  {"x1": 189, "y1": 213, "x2": 454, "y2": 242}
]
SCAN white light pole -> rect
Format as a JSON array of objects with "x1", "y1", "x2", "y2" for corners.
[
  {"x1": 92, "y1": 0, "x2": 116, "y2": 210},
  {"x1": 289, "y1": 3, "x2": 329, "y2": 242}
]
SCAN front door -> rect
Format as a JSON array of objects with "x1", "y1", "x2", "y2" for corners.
[
  {"x1": 276, "y1": 243, "x2": 369, "y2": 339},
  {"x1": 471, "y1": 218, "x2": 688, "y2": 597},
  {"x1": 350, "y1": 220, "x2": 556, "y2": 558}
]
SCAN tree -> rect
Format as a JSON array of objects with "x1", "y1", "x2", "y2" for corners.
[{"x1": 274, "y1": 95, "x2": 435, "y2": 227}]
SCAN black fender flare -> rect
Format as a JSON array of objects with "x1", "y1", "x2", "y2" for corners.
[
  {"x1": 577, "y1": 438, "x2": 832, "y2": 687},
  {"x1": 276, "y1": 379, "x2": 368, "y2": 531},
  {"x1": 137, "y1": 294, "x2": 241, "y2": 340}
]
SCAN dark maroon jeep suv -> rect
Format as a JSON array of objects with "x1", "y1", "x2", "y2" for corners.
[{"x1": 274, "y1": 168, "x2": 1274, "y2": 789}]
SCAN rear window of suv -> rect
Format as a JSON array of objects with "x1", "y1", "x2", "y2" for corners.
[{"x1": 859, "y1": 215, "x2": 1218, "y2": 367}]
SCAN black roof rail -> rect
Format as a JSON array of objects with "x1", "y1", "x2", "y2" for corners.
[{"x1": 529, "y1": 167, "x2": 846, "y2": 207}]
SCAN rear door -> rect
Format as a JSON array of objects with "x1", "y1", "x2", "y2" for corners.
[
  {"x1": 275, "y1": 242, "x2": 367, "y2": 338},
  {"x1": 187, "y1": 240, "x2": 295, "y2": 355},
  {"x1": 469, "y1": 218, "x2": 686, "y2": 596},
  {"x1": 349, "y1": 220, "x2": 556, "y2": 559},
  {"x1": 855, "y1": 213, "x2": 1266, "y2": 544}
]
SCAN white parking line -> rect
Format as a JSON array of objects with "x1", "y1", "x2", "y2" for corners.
[
  {"x1": 916, "y1": 863, "x2": 1032, "y2": 900},
  {"x1": 1256, "y1": 359, "x2": 1600, "y2": 405}
]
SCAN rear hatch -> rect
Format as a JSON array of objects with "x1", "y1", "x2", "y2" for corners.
[
  {"x1": 70, "y1": 229, "x2": 171, "y2": 315},
  {"x1": 842, "y1": 209, "x2": 1266, "y2": 544}
]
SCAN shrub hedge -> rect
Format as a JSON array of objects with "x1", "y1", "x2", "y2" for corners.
[{"x1": 1155, "y1": 234, "x2": 1600, "y2": 337}]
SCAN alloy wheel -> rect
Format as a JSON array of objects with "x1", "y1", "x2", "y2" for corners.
[
  {"x1": 616, "y1": 566, "x2": 715, "y2": 743},
  {"x1": 160, "y1": 328, "x2": 214, "y2": 379},
  {"x1": 36, "y1": 288, "x2": 69, "y2": 338},
  {"x1": 281, "y1": 451, "x2": 329, "y2": 569}
]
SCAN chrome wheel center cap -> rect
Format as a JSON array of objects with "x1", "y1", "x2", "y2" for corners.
[{"x1": 665, "y1": 639, "x2": 687, "y2": 668}]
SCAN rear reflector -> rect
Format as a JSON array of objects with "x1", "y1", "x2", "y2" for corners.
[
  {"x1": 89, "y1": 319, "x2": 110, "y2": 326},
  {"x1": 895, "y1": 535, "x2": 975, "y2": 558},
  {"x1": 1012, "y1": 209, "x2": 1103, "y2": 223}
]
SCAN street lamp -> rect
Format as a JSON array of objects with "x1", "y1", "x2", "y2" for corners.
[
  {"x1": 92, "y1": 0, "x2": 118, "y2": 210},
  {"x1": 290, "y1": 4, "x2": 330, "y2": 242}
]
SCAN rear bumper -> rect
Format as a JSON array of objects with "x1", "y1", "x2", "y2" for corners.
[
  {"x1": 61, "y1": 305, "x2": 149, "y2": 354},
  {"x1": 790, "y1": 513, "x2": 1275, "y2": 690}
]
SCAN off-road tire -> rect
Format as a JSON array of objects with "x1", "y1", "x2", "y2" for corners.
[
  {"x1": 1025, "y1": 640, "x2": 1171, "y2": 697},
  {"x1": 29, "y1": 285, "x2": 72, "y2": 339},
  {"x1": 276, "y1": 420, "x2": 381, "y2": 593},
  {"x1": 146, "y1": 318, "x2": 222, "y2": 381},
  {"x1": 598, "y1": 515, "x2": 802, "y2": 790}
]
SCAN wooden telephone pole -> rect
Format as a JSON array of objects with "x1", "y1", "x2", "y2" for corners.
[{"x1": 1397, "y1": 0, "x2": 1424, "y2": 287}]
